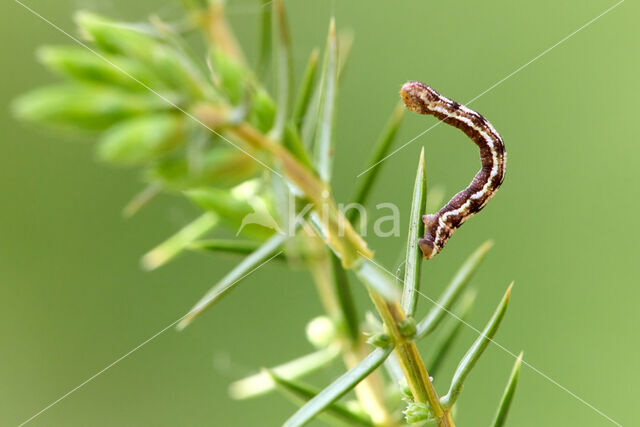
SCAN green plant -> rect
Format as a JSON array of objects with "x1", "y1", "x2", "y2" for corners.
[{"x1": 14, "y1": 1, "x2": 522, "y2": 425}]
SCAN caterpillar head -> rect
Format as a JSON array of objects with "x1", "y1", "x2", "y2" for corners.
[
  {"x1": 418, "y1": 237, "x2": 437, "y2": 260},
  {"x1": 419, "y1": 214, "x2": 440, "y2": 260},
  {"x1": 401, "y1": 81, "x2": 438, "y2": 114}
]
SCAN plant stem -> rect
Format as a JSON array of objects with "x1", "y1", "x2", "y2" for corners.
[
  {"x1": 204, "y1": 0, "x2": 246, "y2": 65},
  {"x1": 303, "y1": 226, "x2": 392, "y2": 425},
  {"x1": 368, "y1": 289, "x2": 452, "y2": 426},
  {"x1": 199, "y1": 105, "x2": 443, "y2": 425},
  {"x1": 438, "y1": 411, "x2": 455, "y2": 427}
]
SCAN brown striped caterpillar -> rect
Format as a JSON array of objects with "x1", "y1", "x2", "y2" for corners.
[{"x1": 401, "y1": 81, "x2": 506, "y2": 259}]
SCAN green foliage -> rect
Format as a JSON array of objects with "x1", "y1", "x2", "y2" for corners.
[
  {"x1": 441, "y1": 284, "x2": 513, "y2": 409},
  {"x1": 403, "y1": 401, "x2": 432, "y2": 424},
  {"x1": 284, "y1": 347, "x2": 393, "y2": 427},
  {"x1": 267, "y1": 370, "x2": 374, "y2": 426},
  {"x1": 37, "y1": 45, "x2": 163, "y2": 90},
  {"x1": 228, "y1": 346, "x2": 340, "y2": 400},
  {"x1": 13, "y1": 83, "x2": 169, "y2": 130},
  {"x1": 492, "y1": 352, "x2": 523, "y2": 427},
  {"x1": 14, "y1": 3, "x2": 519, "y2": 426},
  {"x1": 98, "y1": 113, "x2": 185, "y2": 165},
  {"x1": 401, "y1": 148, "x2": 427, "y2": 316}
]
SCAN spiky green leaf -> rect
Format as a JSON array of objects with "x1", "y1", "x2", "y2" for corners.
[
  {"x1": 401, "y1": 148, "x2": 427, "y2": 316},
  {"x1": 354, "y1": 259, "x2": 402, "y2": 303},
  {"x1": 292, "y1": 49, "x2": 319, "y2": 129},
  {"x1": 271, "y1": 0, "x2": 293, "y2": 140},
  {"x1": 283, "y1": 346, "x2": 392, "y2": 427},
  {"x1": 330, "y1": 252, "x2": 359, "y2": 343},
  {"x1": 313, "y1": 19, "x2": 339, "y2": 182},
  {"x1": 347, "y1": 104, "x2": 404, "y2": 223},
  {"x1": 228, "y1": 345, "x2": 340, "y2": 399},
  {"x1": 177, "y1": 233, "x2": 287, "y2": 329},
  {"x1": 189, "y1": 238, "x2": 269, "y2": 256},
  {"x1": 269, "y1": 370, "x2": 373, "y2": 426},
  {"x1": 141, "y1": 212, "x2": 219, "y2": 271},
  {"x1": 426, "y1": 291, "x2": 476, "y2": 378},
  {"x1": 441, "y1": 284, "x2": 513, "y2": 408},
  {"x1": 415, "y1": 240, "x2": 493, "y2": 339},
  {"x1": 283, "y1": 124, "x2": 314, "y2": 171},
  {"x1": 491, "y1": 352, "x2": 523, "y2": 427},
  {"x1": 256, "y1": 0, "x2": 272, "y2": 79}
]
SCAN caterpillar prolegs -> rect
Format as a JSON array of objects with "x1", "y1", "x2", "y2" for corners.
[{"x1": 400, "y1": 81, "x2": 507, "y2": 259}]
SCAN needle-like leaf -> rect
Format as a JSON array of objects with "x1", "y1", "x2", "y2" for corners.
[
  {"x1": 271, "y1": 0, "x2": 293, "y2": 140},
  {"x1": 401, "y1": 148, "x2": 427, "y2": 316},
  {"x1": 283, "y1": 123, "x2": 314, "y2": 170},
  {"x1": 441, "y1": 283, "x2": 513, "y2": 409},
  {"x1": 141, "y1": 212, "x2": 219, "y2": 270},
  {"x1": 283, "y1": 346, "x2": 393, "y2": 427},
  {"x1": 228, "y1": 345, "x2": 340, "y2": 399},
  {"x1": 347, "y1": 104, "x2": 404, "y2": 223},
  {"x1": 354, "y1": 258, "x2": 402, "y2": 303},
  {"x1": 292, "y1": 48, "x2": 319, "y2": 129},
  {"x1": 177, "y1": 233, "x2": 286, "y2": 330},
  {"x1": 122, "y1": 183, "x2": 161, "y2": 218},
  {"x1": 188, "y1": 238, "x2": 286, "y2": 259},
  {"x1": 336, "y1": 30, "x2": 354, "y2": 80},
  {"x1": 256, "y1": 0, "x2": 272, "y2": 79},
  {"x1": 267, "y1": 370, "x2": 374, "y2": 426},
  {"x1": 330, "y1": 252, "x2": 359, "y2": 343},
  {"x1": 415, "y1": 240, "x2": 493, "y2": 339},
  {"x1": 313, "y1": 19, "x2": 339, "y2": 182},
  {"x1": 491, "y1": 352, "x2": 523, "y2": 427},
  {"x1": 426, "y1": 290, "x2": 476, "y2": 378}
]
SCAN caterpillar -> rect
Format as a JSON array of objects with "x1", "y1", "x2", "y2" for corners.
[{"x1": 400, "y1": 81, "x2": 506, "y2": 259}]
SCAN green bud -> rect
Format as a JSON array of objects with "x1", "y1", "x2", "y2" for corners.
[
  {"x1": 12, "y1": 83, "x2": 169, "y2": 130},
  {"x1": 398, "y1": 316, "x2": 417, "y2": 338},
  {"x1": 37, "y1": 45, "x2": 162, "y2": 91},
  {"x1": 399, "y1": 381, "x2": 413, "y2": 400},
  {"x1": 98, "y1": 113, "x2": 185, "y2": 165},
  {"x1": 75, "y1": 11, "x2": 208, "y2": 99},
  {"x1": 149, "y1": 146, "x2": 259, "y2": 189},
  {"x1": 185, "y1": 186, "x2": 275, "y2": 240},
  {"x1": 403, "y1": 402, "x2": 432, "y2": 424},
  {"x1": 209, "y1": 47, "x2": 249, "y2": 105},
  {"x1": 208, "y1": 48, "x2": 275, "y2": 132},
  {"x1": 366, "y1": 333, "x2": 391, "y2": 348},
  {"x1": 248, "y1": 87, "x2": 276, "y2": 133},
  {"x1": 305, "y1": 316, "x2": 336, "y2": 349},
  {"x1": 75, "y1": 11, "x2": 156, "y2": 54}
]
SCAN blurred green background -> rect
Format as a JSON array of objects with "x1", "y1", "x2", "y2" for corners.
[{"x1": 1, "y1": 0, "x2": 638, "y2": 426}]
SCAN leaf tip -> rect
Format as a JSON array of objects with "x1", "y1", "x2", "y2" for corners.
[
  {"x1": 481, "y1": 239, "x2": 495, "y2": 252},
  {"x1": 140, "y1": 250, "x2": 162, "y2": 271},
  {"x1": 505, "y1": 281, "x2": 514, "y2": 299},
  {"x1": 175, "y1": 313, "x2": 194, "y2": 331},
  {"x1": 392, "y1": 101, "x2": 405, "y2": 121},
  {"x1": 310, "y1": 47, "x2": 320, "y2": 64}
]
